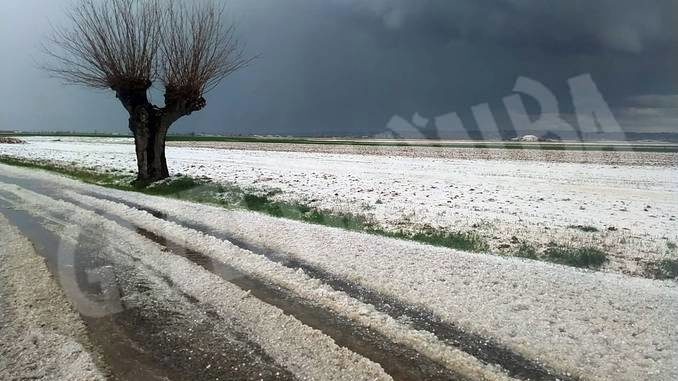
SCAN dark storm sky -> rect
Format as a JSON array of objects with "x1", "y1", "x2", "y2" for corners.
[{"x1": 0, "y1": 0, "x2": 676, "y2": 137}]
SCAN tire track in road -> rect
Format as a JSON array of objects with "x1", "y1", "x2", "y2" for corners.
[
  {"x1": 81, "y1": 191, "x2": 573, "y2": 381},
  {"x1": 59, "y1": 189, "x2": 514, "y2": 381},
  {"x1": 1, "y1": 183, "x2": 402, "y2": 381},
  {"x1": 57, "y1": 196, "x2": 471, "y2": 381},
  {"x1": 0, "y1": 172, "x2": 543, "y2": 380}
]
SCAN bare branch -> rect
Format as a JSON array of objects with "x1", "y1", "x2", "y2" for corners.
[
  {"x1": 43, "y1": 0, "x2": 251, "y2": 117},
  {"x1": 159, "y1": 1, "x2": 252, "y2": 105},
  {"x1": 43, "y1": 0, "x2": 162, "y2": 91}
]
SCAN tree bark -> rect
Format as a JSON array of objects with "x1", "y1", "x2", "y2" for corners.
[
  {"x1": 150, "y1": 123, "x2": 169, "y2": 180},
  {"x1": 129, "y1": 108, "x2": 170, "y2": 183},
  {"x1": 126, "y1": 103, "x2": 169, "y2": 183},
  {"x1": 116, "y1": 86, "x2": 204, "y2": 184}
]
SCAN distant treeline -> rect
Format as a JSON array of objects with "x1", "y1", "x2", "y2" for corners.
[{"x1": 8, "y1": 130, "x2": 678, "y2": 143}]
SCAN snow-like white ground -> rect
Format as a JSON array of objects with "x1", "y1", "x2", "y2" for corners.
[
  {"x1": 0, "y1": 214, "x2": 106, "y2": 381},
  {"x1": 1, "y1": 136, "x2": 678, "y2": 276},
  {"x1": 1, "y1": 164, "x2": 677, "y2": 380},
  {"x1": 0, "y1": 184, "x2": 396, "y2": 381}
]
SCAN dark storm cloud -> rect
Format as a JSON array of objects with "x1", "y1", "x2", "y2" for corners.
[
  {"x1": 339, "y1": 0, "x2": 676, "y2": 54},
  {"x1": 1, "y1": 0, "x2": 676, "y2": 137}
]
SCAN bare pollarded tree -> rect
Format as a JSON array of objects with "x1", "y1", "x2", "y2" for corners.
[{"x1": 44, "y1": 0, "x2": 250, "y2": 182}]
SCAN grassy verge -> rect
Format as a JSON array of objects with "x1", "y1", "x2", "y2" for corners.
[
  {"x1": 543, "y1": 245, "x2": 608, "y2": 269},
  {"x1": 645, "y1": 240, "x2": 678, "y2": 279},
  {"x1": 0, "y1": 155, "x2": 621, "y2": 268},
  {"x1": 241, "y1": 193, "x2": 491, "y2": 252},
  {"x1": 514, "y1": 243, "x2": 539, "y2": 259},
  {"x1": 506, "y1": 241, "x2": 608, "y2": 269},
  {"x1": 0, "y1": 156, "x2": 621, "y2": 264},
  {"x1": 0, "y1": 155, "x2": 132, "y2": 188},
  {"x1": 0, "y1": 155, "x2": 490, "y2": 252},
  {"x1": 647, "y1": 259, "x2": 678, "y2": 280}
]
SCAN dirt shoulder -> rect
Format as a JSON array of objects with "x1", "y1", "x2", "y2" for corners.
[{"x1": 0, "y1": 213, "x2": 106, "y2": 381}]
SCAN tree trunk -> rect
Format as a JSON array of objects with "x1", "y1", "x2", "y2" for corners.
[
  {"x1": 129, "y1": 105, "x2": 170, "y2": 184},
  {"x1": 116, "y1": 86, "x2": 196, "y2": 185},
  {"x1": 151, "y1": 124, "x2": 169, "y2": 180}
]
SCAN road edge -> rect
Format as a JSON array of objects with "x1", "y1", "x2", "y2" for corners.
[{"x1": 0, "y1": 212, "x2": 107, "y2": 380}]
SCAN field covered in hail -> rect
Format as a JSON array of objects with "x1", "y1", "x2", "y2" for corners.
[{"x1": 1, "y1": 135, "x2": 677, "y2": 279}]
